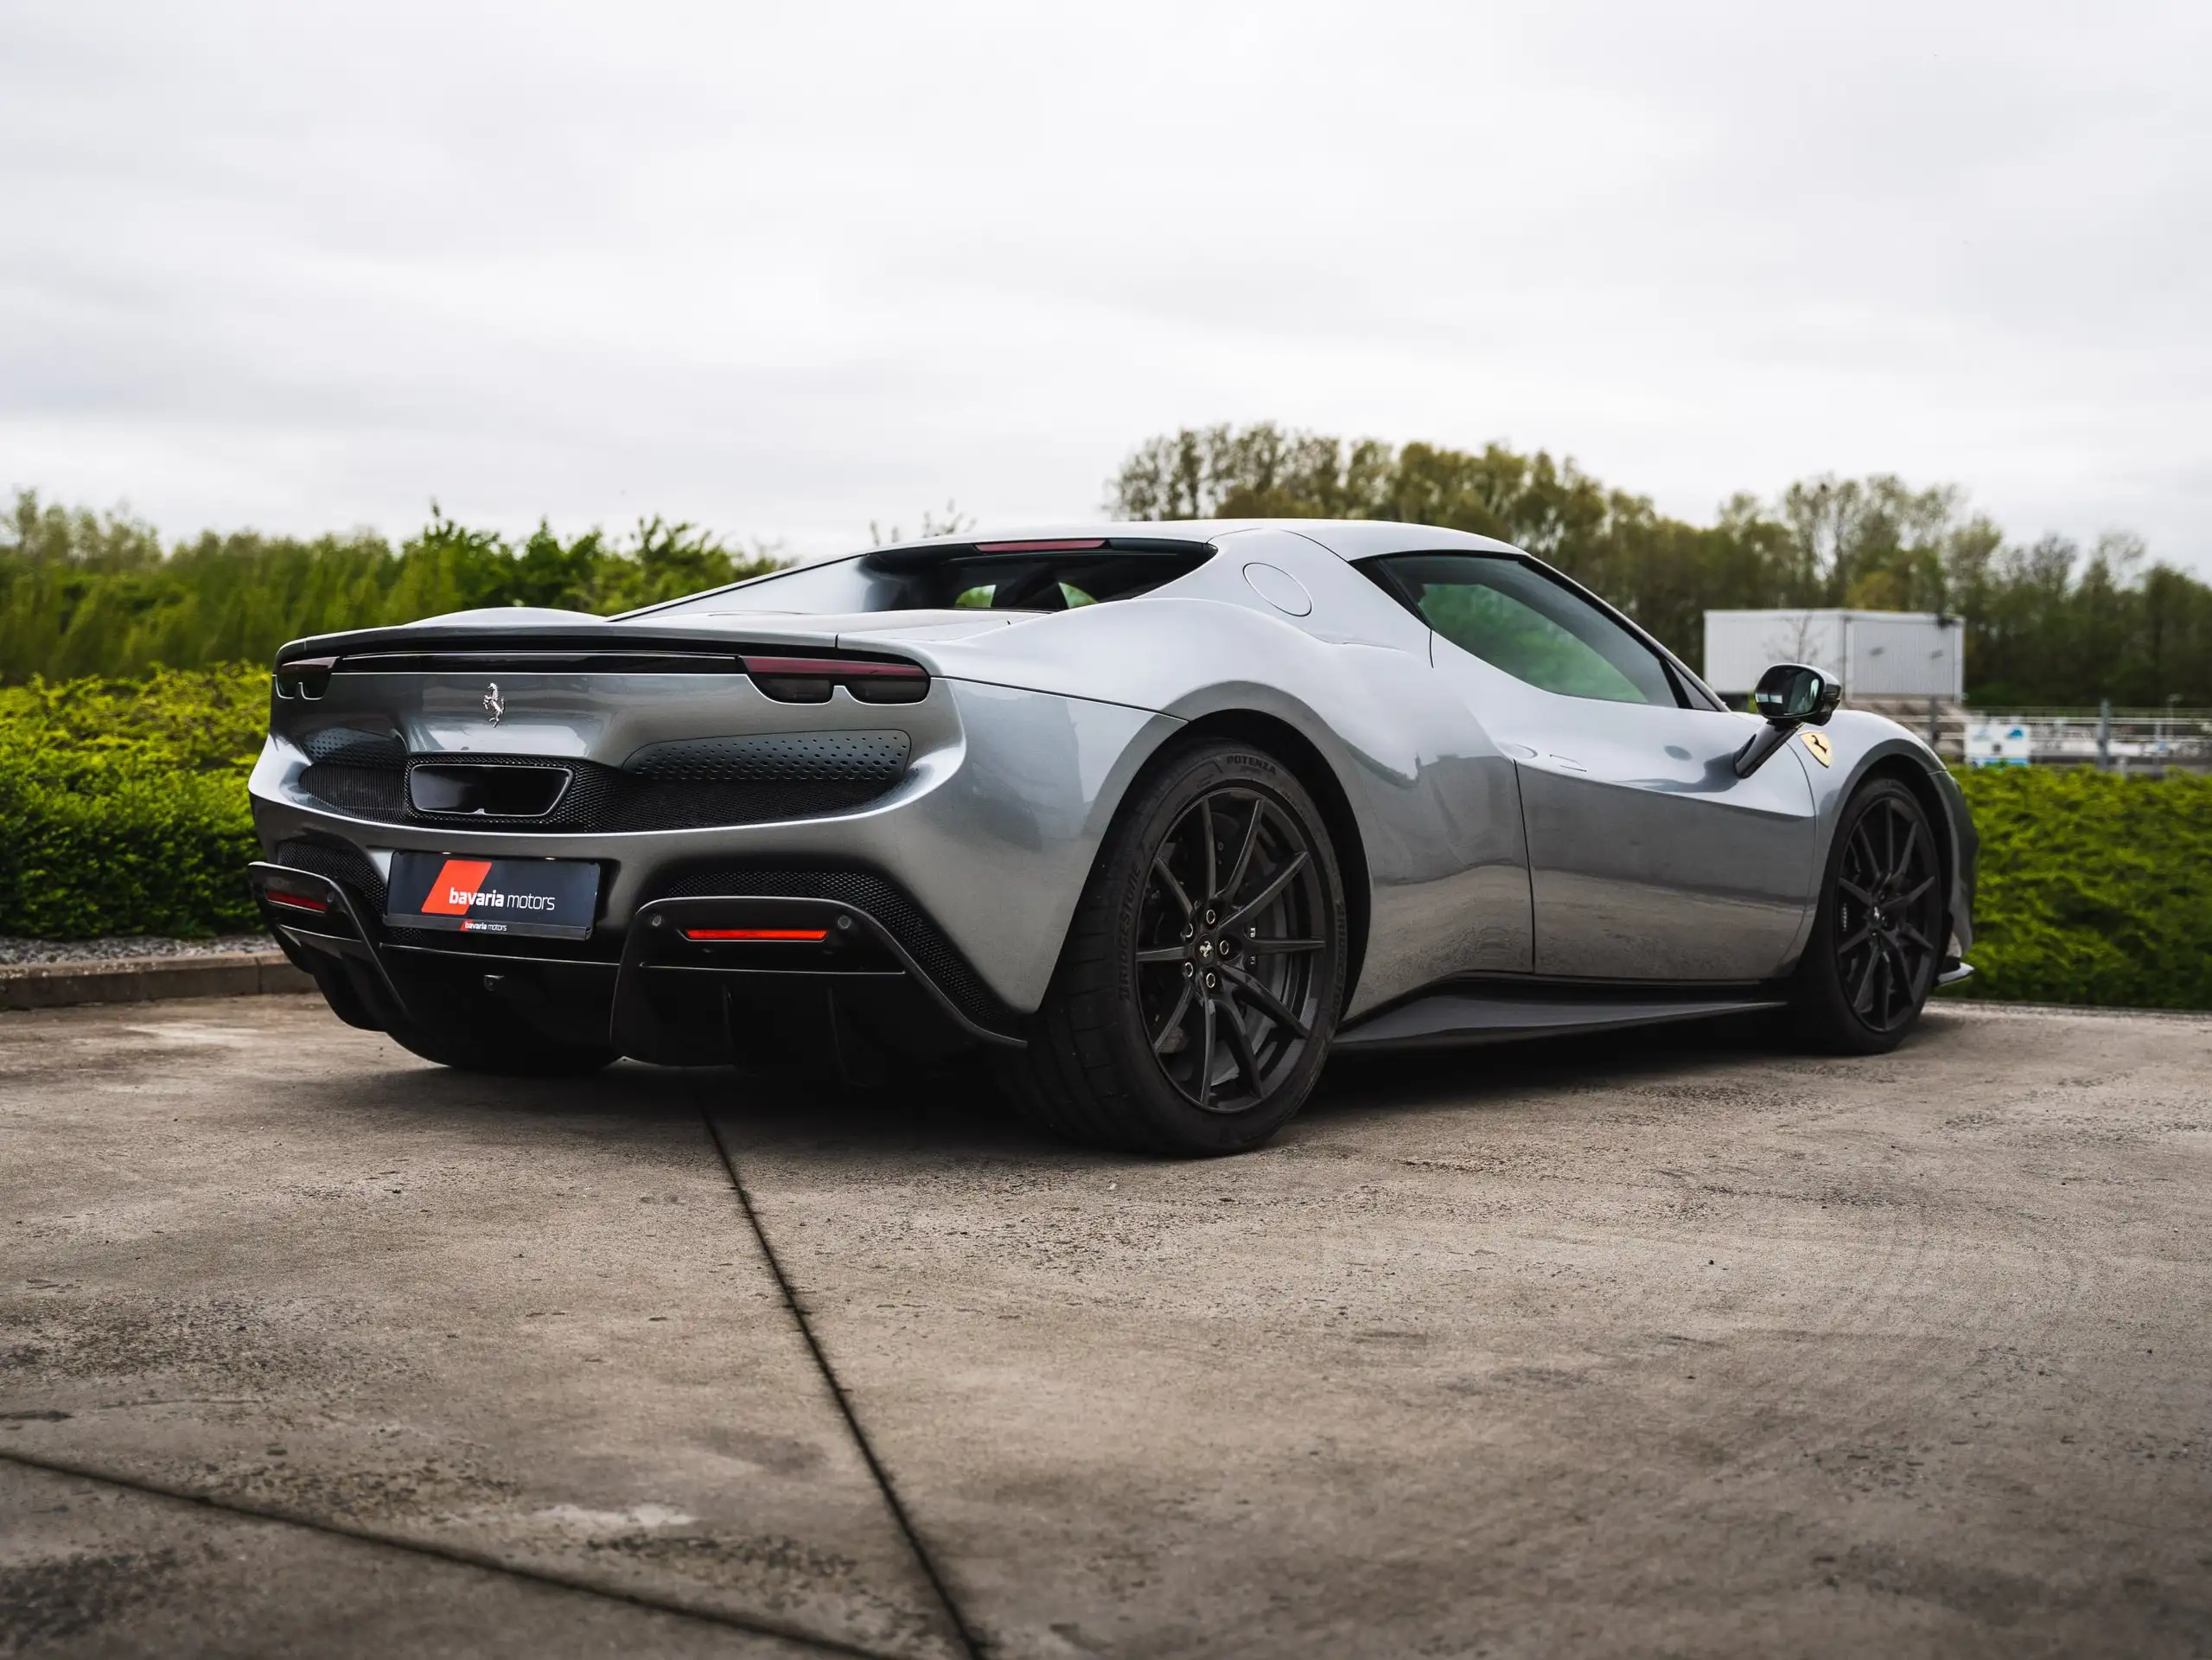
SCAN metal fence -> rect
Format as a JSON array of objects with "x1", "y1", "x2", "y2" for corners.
[{"x1": 1846, "y1": 699, "x2": 2212, "y2": 771}]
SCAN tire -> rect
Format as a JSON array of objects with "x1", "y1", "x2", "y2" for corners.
[
  {"x1": 997, "y1": 741, "x2": 1348, "y2": 1155},
  {"x1": 386, "y1": 1017, "x2": 618, "y2": 1077},
  {"x1": 1790, "y1": 776, "x2": 1946, "y2": 1054}
]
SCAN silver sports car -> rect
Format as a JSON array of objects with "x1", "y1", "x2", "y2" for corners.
[{"x1": 248, "y1": 520, "x2": 1976, "y2": 1153}]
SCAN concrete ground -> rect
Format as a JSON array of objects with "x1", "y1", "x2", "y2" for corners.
[{"x1": 1, "y1": 995, "x2": 2206, "y2": 1658}]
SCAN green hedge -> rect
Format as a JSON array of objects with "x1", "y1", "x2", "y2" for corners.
[
  {"x1": 1945, "y1": 766, "x2": 2212, "y2": 1009},
  {"x1": 0, "y1": 669, "x2": 265, "y2": 938},
  {"x1": 3, "y1": 672, "x2": 2210, "y2": 1012}
]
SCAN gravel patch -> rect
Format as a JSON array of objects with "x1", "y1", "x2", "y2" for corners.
[{"x1": 0, "y1": 934, "x2": 275, "y2": 967}]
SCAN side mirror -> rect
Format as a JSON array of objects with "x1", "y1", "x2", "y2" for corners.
[
  {"x1": 1735, "y1": 662, "x2": 1841, "y2": 777},
  {"x1": 1752, "y1": 662, "x2": 1841, "y2": 725}
]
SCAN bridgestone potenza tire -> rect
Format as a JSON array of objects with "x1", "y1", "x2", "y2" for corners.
[
  {"x1": 386, "y1": 1018, "x2": 618, "y2": 1077},
  {"x1": 1790, "y1": 776, "x2": 1945, "y2": 1055},
  {"x1": 997, "y1": 742, "x2": 1348, "y2": 1156}
]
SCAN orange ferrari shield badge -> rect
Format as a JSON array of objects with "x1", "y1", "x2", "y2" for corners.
[{"x1": 1800, "y1": 730, "x2": 1833, "y2": 767}]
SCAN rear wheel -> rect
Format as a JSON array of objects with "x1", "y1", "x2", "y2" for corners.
[
  {"x1": 998, "y1": 742, "x2": 1347, "y2": 1155},
  {"x1": 1791, "y1": 777, "x2": 1945, "y2": 1054}
]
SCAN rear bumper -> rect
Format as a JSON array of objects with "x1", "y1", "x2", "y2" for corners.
[{"x1": 249, "y1": 858, "x2": 1024, "y2": 1067}]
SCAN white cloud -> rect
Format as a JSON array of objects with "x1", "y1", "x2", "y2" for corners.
[{"x1": 1, "y1": 0, "x2": 2206, "y2": 566}]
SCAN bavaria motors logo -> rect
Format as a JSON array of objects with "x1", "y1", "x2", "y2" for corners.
[{"x1": 482, "y1": 682, "x2": 503, "y2": 726}]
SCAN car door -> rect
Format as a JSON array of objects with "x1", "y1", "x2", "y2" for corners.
[{"x1": 1370, "y1": 552, "x2": 1820, "y2": 982}]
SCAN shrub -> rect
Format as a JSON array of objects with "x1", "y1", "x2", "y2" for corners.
[
  {"x1": 1947, "y1": 766, "x2": 2212, "y2": 1009},
  {"x1": 3, "y1": 667, "x2": 2209, "y2": 1012},
  {"x1": 0, "y1": 668, "x2": 265, "y2": 938}
]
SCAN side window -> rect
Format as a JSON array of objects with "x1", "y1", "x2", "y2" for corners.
[{"x1": 1374, "y1": 554, "x2": 1680, "y2": 706}]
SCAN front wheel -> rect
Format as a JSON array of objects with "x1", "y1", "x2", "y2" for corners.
[
  {"x1": 1791, "y1": 776, "x2": 1946, "y2": 1054},
  {"x1": 998, "y1": 742, "x2": 1348, "y2": 1155}
]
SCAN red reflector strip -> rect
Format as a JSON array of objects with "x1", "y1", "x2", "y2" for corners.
[
  {"x1": 682, "y1": 928, "x2": 829, "y2": 942},
  {"x1": 972, "y1": 538, "x2": 1106, "y2": 552},
  {"x1": 740, "y1": 656, "x2": 925, "y2": 679},
  {"x1": 267, "y1": 891, "x2": 329, "y2": 913}
]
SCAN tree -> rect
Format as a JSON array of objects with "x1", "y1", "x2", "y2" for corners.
[{"x1": 1106, "y1": 425, "x2": 2210, "y2": 705}]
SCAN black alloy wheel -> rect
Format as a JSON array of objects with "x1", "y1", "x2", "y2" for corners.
[
  {"x1": 996, "y1": 742, "x2": 1348, "y2": 1155},
  {"x1": 1135, "y1": 787, "x2": 1329, "y2": 1114},
  {"x1": 1833, "y1": 789, "x2": 1944, "y2": 1031},
  {"x1": 1793, "y1": 776, "x2": 1945, "y2": 1053}
]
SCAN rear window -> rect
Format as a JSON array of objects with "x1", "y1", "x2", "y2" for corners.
[{"x1": 640, "y1": 539, "x2": 1212, "y2": 617}]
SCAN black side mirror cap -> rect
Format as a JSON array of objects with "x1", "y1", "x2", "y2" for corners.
[
  {"x1": 1736, "y1": 662, "x2": 1843, "y2": 777},
  {"x1": 1751, "y1": 662, "x2": 1841, "y2": 725}
]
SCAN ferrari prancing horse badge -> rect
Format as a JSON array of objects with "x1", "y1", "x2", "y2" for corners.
[{"x1": 1800, "y1": 729, "x2": 1833, "y2": 767}]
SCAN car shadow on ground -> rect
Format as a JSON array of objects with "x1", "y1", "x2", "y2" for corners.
[{"x1": 321, "y1": 1004, "x2": 1954, "y2": 1166}]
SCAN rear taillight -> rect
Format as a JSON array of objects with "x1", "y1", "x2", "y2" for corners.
[
  {"x1": 741, "y1": 655, "x2": 928, "y2": 705},
  {"x1": 682, "y1": 927, "x2": 829, "y2": 942},
  {"x1": 272, "y1": 655, "x2": 337, "y2": 699}
]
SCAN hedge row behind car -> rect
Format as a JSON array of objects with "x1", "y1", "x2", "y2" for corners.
[
  {"x1": 1, "y1": 670, "x2": 2208, "y2": 1011},
  {"x1": 0, "y1": 669, "x2": 264, "y2": 938},
  {"x1": 1946, "y1": 764, "x2": 2212, "y2": 1010}
]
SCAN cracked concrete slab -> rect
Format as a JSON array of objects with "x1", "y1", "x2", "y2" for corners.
[
  {"x1": 0, "y1": 997, "x2": 959, "y2": 1659},
  {"x1": 706, "y1": 1006, "x2": 2212, "y2": 1658},
  {"x1": 4, "y1": 993, "x2": 2209, "y2": 1658},
  {"x1": 0, "y1": 1459, "x2": 830, "y2": 1658}
]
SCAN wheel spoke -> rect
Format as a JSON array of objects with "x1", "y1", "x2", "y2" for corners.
[
  {"x1": 1838, "y1": 923, "x2": 1874, "y2": 952},
  {"x1": 1152, "y1": 854, "x2": 1193, "y2": 919},
  {"x1": 1848, "y1": 829, "x2": 1878, "y2": 897},
  {"x1": 1221, "y1": 851, "x2": 1310, "y2": 935},
  {"x1": 1896, "y1": 921, "x2": 1935, "y2": 954},
  {"x1": 1896, "y1": 874, "x2": 1935, "y2": 908},
  {"x1": 1151, "y1": 982, "x2": 1194, "y2": 1054},
  {"x1": 1223, "y1": 798, "x2": 1266, "y2": 908},
  {"x1": 1217, "y1": 989, "x2": 1265, "y2": 1094},
  {"x1": 1838, "y1": 878, "x2": 1875, "y2": 906},
  {"x1": 1220, "y1": 963, "x2": 1310, "y2": 1040},
  {"x1": 1246, "y1": 935, "x2": 1324, "y2": 954},
  {"x1": 1895, "y1": 820, "x2": 1922, "y2": 889},
  {"x1": 1849, "y1": 944, "x2": 1878, "y2": 1015},
  {"x1": 1199, "y1": 795, "x2": 1219, "y2": 904},
  {"x1": 1887, "y1": 935, "x2": 1922, "y2": 997},
  {"x1": 1196, "y1": 994, "x2": 1219, "y2": 1109},
  {"x1": 1134, "y1": 945, "x2": 1186, "y2": 964}
]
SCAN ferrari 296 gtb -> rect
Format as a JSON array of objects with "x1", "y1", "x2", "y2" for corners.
[{"x1": 248, "y1": 520, "x2": 1975, "y2": 1153}]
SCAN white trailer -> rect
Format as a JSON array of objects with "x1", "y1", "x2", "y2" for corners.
[{"x1": 1701, "y1": 609, "x2": 1964, "y2": 700}]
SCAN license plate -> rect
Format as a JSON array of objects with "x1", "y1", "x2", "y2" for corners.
[{"x1": 385, "y1": 853, "x2": 600, "y2": 940}]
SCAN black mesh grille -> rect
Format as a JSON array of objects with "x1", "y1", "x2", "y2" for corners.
[
  {"x1": 659, "y1": 866, "x2": 1020, "y2": 1036},
  {"x1": 299, "y1": 763, "x2": 406, "y2": 816},
  {"x1": 296, "y1": 734, "x2": 908, "y2": 830},
  {"x1": 275, "y1": 838, "x2": 386, "y2": 909},
  {"x1": 626, "y1": 731, "x2": 908, "y2": 783},
  {"x1": 302, "y1": 726, "x2": 407, "y2": 765}
]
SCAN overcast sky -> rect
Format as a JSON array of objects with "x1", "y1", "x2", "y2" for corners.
[{"x1": 2, "y1": 1, "x2": 2206, "y2": 568}]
